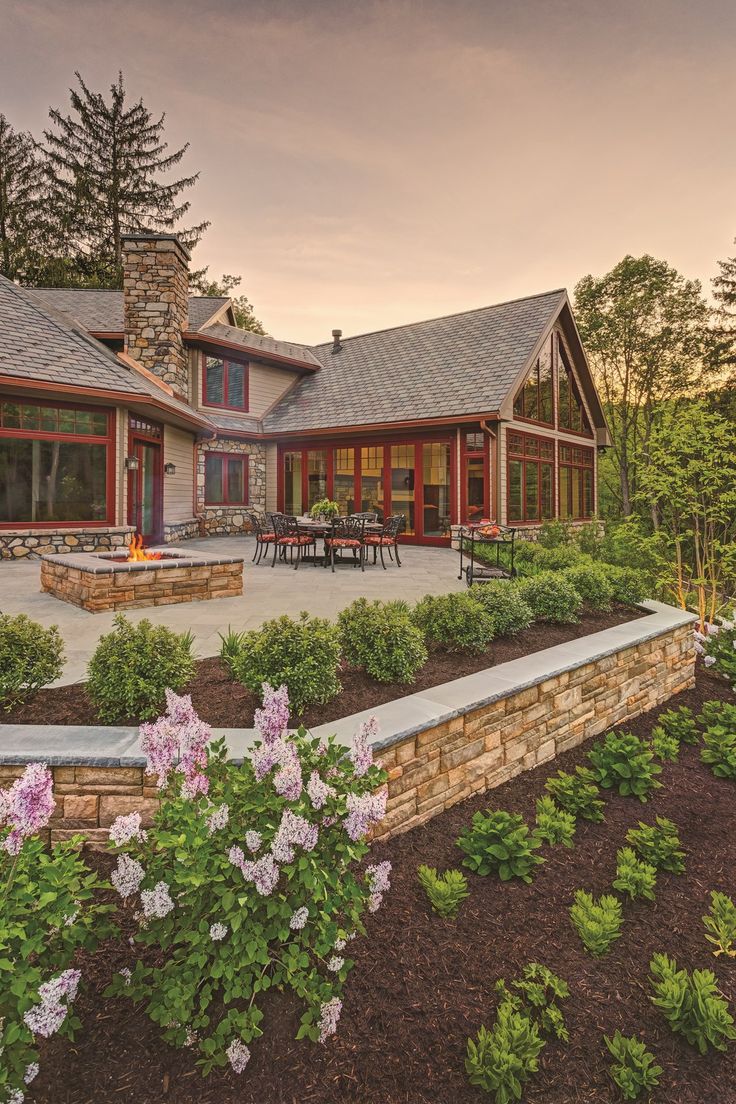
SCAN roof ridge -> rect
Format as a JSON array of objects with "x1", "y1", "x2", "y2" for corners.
[{"x1": 312, "y1": 288, "x2": 567, "y2": 349}]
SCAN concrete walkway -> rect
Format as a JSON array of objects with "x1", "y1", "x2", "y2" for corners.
[{"x1": 0, "y1": 536, "x2": 465, "y2": 686}]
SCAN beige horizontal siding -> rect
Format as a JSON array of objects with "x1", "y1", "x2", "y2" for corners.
[
  {"x1": 248, "y1": 363, "x2": 300, "y2": 417},
  {"x1": 265, "y1": 442, "x2": 278, "y2": 512},
  {"x1": 163, "y1": 425, "x2": 195, "y2": 522}
]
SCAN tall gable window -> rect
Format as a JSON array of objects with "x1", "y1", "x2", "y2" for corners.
[
  {"x1": 203, "y1": 355, "x2": 248, "y2": 411},
  {"x1": 513, "y1": 338, "x2": 553, "y2": 425},
  {"x1": 507, "y1": 430, "x2": 554, "y2": 523},
  {"x1": 557, "y1": 342, "x2": 591, "y2": 435}
]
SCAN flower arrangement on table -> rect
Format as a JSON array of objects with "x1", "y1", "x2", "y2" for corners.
[{"x1": 309, "y1": 499, "x2": 341, "y2": 521}]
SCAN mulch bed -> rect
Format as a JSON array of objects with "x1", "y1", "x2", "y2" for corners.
[
  {"x1": 7, "y1": 604, "x2": 644, "y2": 728},
  {"x1": 30, "y1": 664, "x2": 736, "y2": 1104}
]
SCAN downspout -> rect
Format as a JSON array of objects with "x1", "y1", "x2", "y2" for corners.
[{"x1": 480, "y1": 420, "x2": 498, "y2": 523}]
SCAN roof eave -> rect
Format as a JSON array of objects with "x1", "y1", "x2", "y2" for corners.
[{"x1": 185, "y1": 331, "x2": 320, "y2": 373}]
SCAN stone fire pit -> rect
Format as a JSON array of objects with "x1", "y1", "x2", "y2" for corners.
[{"x1": 40, "y1": 548, "x2": 244, "y2": 612}]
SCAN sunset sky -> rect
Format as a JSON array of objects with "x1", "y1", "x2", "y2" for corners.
[{"x1": 2, "y1": 0, "x2": 735, "y2": 344}]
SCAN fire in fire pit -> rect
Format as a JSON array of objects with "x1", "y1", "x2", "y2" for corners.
[{"x1": 127, "y1": 534, "x2": 162, "y2": 562}]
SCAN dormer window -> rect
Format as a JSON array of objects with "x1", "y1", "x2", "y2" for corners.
[
  {"x1": 512, "y1": 337, "x2": 553, "y2": 425},
  {"x1": 203, "y1": 355, "x2": 249, "y2": 411}
]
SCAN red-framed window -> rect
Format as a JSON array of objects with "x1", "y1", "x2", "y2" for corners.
[
  {"x1": 559, "y1": 443, "x2": 595, "y2": 519},
  {"x1": 558, "y1": 340, "x2": 592, "y2": 436},
  {"x1": 507, "y1": 430, "x2": 555, "y2": 524},
  {"x1": 460, "y1": 431, "x2": 490, "y2": 524},
  {"x1": 513, "y1": 335, "x2": 554, "y2": 426},
  {"x1": 204, "y1": 451, "x2": 249, "y2": 506},
  {"x1": 0, "y1": 397, "x2": 114, "y2": 528},
  {"x1": 202, "y1": 354, "x2": 249, "y2": 411}
]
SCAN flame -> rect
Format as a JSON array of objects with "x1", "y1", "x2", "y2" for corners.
[{"x1": 127, "y1": 534, "x2": 162, "y2": 562}]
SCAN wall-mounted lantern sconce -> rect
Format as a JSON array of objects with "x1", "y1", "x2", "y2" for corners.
[
  {"x1": 164, "y1": 462, "x2": 177, "y2": 476},
  {"x1": 124, "y1": 455, "x2": 140, "y2": 472}
]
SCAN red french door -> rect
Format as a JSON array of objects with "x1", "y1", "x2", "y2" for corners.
[{"x1": 127, "y1": 420, "x2": 163, "y2": 543}]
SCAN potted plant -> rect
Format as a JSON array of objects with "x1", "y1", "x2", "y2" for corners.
[{"x1": 309, "y1": 498, "x2": 341, "y2": 521}]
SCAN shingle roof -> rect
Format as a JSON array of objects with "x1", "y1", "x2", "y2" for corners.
[
  {"x1": 28, "y1": 288, "x2": 229, "y2": 333},
  {"x1": 207, "y1": 411, "x2": 262, "y2": 435},
  {"x1": 198, "y1": 322, "x2": 322, "y2": 369},
  {"x1": 262, "y1": 289, "x2": 567, "y2": 432},
  {"x1": 0, "y1": 276, "x2": 214, "y2": 428}
]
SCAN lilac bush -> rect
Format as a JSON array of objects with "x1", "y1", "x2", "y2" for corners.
[
  {"x1": 0, "y1": 764, "x2": 114, "y2": 1104},
  {"x1": 106, "y1": 684, "x2": 390, "y2": 1075}
]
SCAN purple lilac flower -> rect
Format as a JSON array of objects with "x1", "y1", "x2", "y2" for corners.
[
  {"x1": 694, "y1": 639, "x2": 705, "y2": 656},
  {"x1": 327, "y1": 955, "x2": 344, "y2": 973},
  {"x1": 141, "y1": 881, "x2": 174, "y2": 919},
  {"x1": 24, "y1": 1063, "x2": 40, "y2": 1085},
  {"x1": 38, "y1": 969, "x2": 80, "y2": 1004},
  {"x1": 24, "y1": 969, "x2": 81, "y2": 1038},
  {"x1": 228, "y1": 845, "x2": 246, "y2": 868},
  {"x1": 226, "y1": 1038, "x2": 251, "y2": 1074},
  {"x1": 317, "y1": 996, "x2": 343, "y2": 1043},
  {"x1": 206, "y1": 803, "x2": 229, "y2": 835},
  {"x1": 366, "y1": 860, "x2": 392, "y2": 912},
  {"x1": 350, "y1": 716, "x2": 378, "y2": 777},
  {"x1": 139, "y1": 691, "x2": 211, "y2": 798},
  {"x1": 273, "y1": 740, "x2": 303, "y2": 801},
  {"x1": 119, "y1": 967, "x2": 132, "y2": 985},
  {"x1": 704, "y1": 655, "x2": 716, "y2": 667},
  {"x1": 251, "y1": 736, "x2": 288, "y2": 781},
  {"x1": 306, "y1": 771, "x2": 335, "y2": 811},
  {"x1": 254, "y1": 682, "x2": 290, "y2": 742},
  {"x1": 108, "y1": 812, "x2": 146, "y2": 847},
  {"x1": 289, "y1": 906, "x2": 309, "y2": 930},
  {"x1": 7, "y1": 1090, "x2": 25, "y2": 1104},
  {"x1": 111, "y1": 854, "x2": 145, "y2": 899},
  {"x1": 272, "y1": 809, "x2": 318, "y2": 861},
  {"x1": 334, "y1": 936, "x2": 346, "y2": 951},
  {"x1": 209, "y1": 922, "x2": 228, "y2": 941},
  {"x1": 240, "y1": 853, "x2": 280, "y2": 896},
  {"x1": 245, "y1": 830, "x2": 262, "y2": 853},
  {"x1": 1, "y1": 762, "x2": 55, "y2": 855},
  {"x1": 344, "y1": 790, "x2": 387, "y2": 841}
]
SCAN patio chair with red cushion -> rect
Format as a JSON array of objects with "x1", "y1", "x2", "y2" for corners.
[
  {"x1": 324, "y1": 515, "x2": 366, "y2": 572},
  {"x1": 363, "y1": 513, "x2": 404, "y2": 569},
  {"x1": 271, "y1": 514, "x2": 317, "y2": 570},
  {"x1": 246, "y1": 510, "x2": 275, "y2": 565}
]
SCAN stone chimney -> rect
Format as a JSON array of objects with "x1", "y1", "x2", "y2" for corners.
[{"x1": 122, "y1": 233, "x2": 190, "y2": 400}]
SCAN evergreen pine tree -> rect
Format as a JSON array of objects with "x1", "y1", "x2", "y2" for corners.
[
  {"x1": 191, "y1": 271, "x2": 266, "y2": 334},
  {"x1": 42, "y1": 71, "x2": 209, "y2": 287},
  {"x1": 713, "y1": 241, "x2": 736, "y2": 372},
  {"x1": 0, "y1": 113, "x2": 50, "y2": 282}
]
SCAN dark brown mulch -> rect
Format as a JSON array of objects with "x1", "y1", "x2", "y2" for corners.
[
  {"x1": 7, "y1": 604, "x2": 643, "y2": 728},
  {"x1": 30, "y1": 665, "x2": 736, "y2": 1104}
]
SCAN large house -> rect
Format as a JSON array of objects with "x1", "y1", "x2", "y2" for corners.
[{"x1": 0, "y1": 233, "x2": 609, "y2": 558}]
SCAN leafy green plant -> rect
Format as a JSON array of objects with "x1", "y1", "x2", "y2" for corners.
[
  {"x1": 545, "y1": 767, "x2": 605, "y2": 822},
  {"x1": 417, "y1": 865, "x2": 469, "y2": 918},
  {"x1": 649, "y1": 952, "x2": 736, "y2": 1054},
  {"x1": 703, "y1": 891, "x2": 736, "y2": 958},
  {"x1": 626, "y1": 817, "x2": 686, "y2": 874},
  {"x1": 570, "y1": 890, "x2": 623, "y2": 956},
  {"x1": 469, "y1": 581, "x2": 533, "y2": 636},
  {"x1": 599, "y1": 564, "x2": 650, "y2": 606},
  {"x1": 533, "y1": 795, "x2": 576, "y2": 848},
  {"x1": 0, "y1": 612, "x2": 65, "y2": 712},
  {"x1": 465, "y1": 1005, "x2": 545, "y2": 1104},
  {"x1": 495, "y1": 962, "x2": 571, "y2": 1042},
  {"x1": 218, "y1": 625, "x2": 248, "y2": 675},
  {"x1": 563, "y1": 563, "x2": 615, "y2": 610},
  {"x1": 702, "y1": 622, "x2": 736, "y2": 686},
  {"x1": 604, "y1": 1031, "x2": 662, "y2": 1100},
  {"x1": 86, "y1": 614, "x2": 195, "y2": 722},
  {"x1": 337, "y1": 597, "x2": 428, "y2": 684},
  {"x1": 657, "y1": 705, "x2": 698, "y2": 745},
  {"x1": 612, "y1": 847, "x2": 657, "y2": 902},
  {"x1": 538, "y1": 519, "x2": 576, "y2": 548},
  {"x1": 698, "y1": 701, "x2": 736, "y2": 780},
  {"x1": 412, "y1": 592, "x2": 495, "y2": 652},
  {"x1": 517, "y1": 571, "x2": 583, "y2": 623},
  {"x1": 309, "y1": 498, "x2": 340, "y2": 519},
  {"x1": 587, "y1": 730, "x2": 662, "y2": 801},
  {"x1": 456, "y1": 809, "x2": 544, "y2": 883},
  {"x1": 231, "y1": 611, "x2": 340, "y2": 714},
  {"x1": 650, "y1": 725, "x2": 679, "y2": 761},
  {"x1": 106, "y1": 685, "x2": 390, "y2": 1073}
]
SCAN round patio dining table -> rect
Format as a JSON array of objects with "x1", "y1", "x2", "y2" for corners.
[{"x1": 286, "y1": 516, "x2": 385, "y2": 568}]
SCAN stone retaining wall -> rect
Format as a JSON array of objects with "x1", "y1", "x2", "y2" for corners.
[{"x1": 1, "y1": 526, "x2": 135, "y2": 560}]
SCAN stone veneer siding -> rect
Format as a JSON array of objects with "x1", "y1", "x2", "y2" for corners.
[
  {"x1": 0, "y1": 526, "x2": 135, "y2": 560},
  {"x1": 0, "y1": 605, "x2": 694, "y2": 846},
  {"x1": 196, "y1": 438, "x2": 266, "y2": 534},
  {"x1": 122, "y1": 235, "x2": 190, "y2": 400}
]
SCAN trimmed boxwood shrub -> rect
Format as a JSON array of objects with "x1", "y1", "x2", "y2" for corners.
[
  {"x1": 514, "y1": 541, "x2": 583, "y2": 575},
  {"x1": 87, "y1": 614, "x2": 196, "y2": 723},
  {"x1": 231, "y1": 611, "x2": 341, "y2": 714},
  {"x1": 599, "y1": 564, "x2": 650, "y2": 606},
  {"x1": 338, "y1": 598, "x2": 428, "y2": 684},
  {"x1": 412, "y1": 592, "x2": 494, "y2": 652},
  {"x1": 563, "y1": 563, "x2": 615, "y2": 610},
  {"x1": 518, "y1": 572, "x2": 583, "y2": 623},
  {"x1": 0, "y1": 612, "x2": 65, "y2": 711},
  {"x1": 470, "y1": 581, "x2": 533, "y2": 636}
]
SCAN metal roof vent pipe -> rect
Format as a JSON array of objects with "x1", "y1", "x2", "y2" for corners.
[{"x1": 331, "y1": 328, "x2": 343, "y2": 353}]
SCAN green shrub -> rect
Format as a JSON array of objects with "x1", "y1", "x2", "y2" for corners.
[
  {"x1": 703, "y1": 891, "x2": 736, "y2": 958},
  {"x1": 599, "y1": 564, "x2": 650, "y2": 606},
  {"x1": 658, "y1": 705, "x2": 698, "y2": 745},
  {"x1": 533, "y1": 796, "x2": 576, "y2": 848},
  {"x1": 604, "y1": 1031, "x2": 663, "y2": 1100},
  {"x1": 698, "y1": 701, "x2": 736, "y2": 780},
  {"x1": 563, "y1": 563, "x2": 615, "y2": 610},
  {"x1": 412, "y1": 592, "x2": 495, "y2": 652},
  {"x1": 495, "y1": 962, "x2": 571, "y2": 1042},
  {"x1": 309, "y1": 497, "x2": 340, "y2": 519},
  {"x1": 612, "y1": 847, "x2": 657, "y2": 902},
  {"x1": 538, "y1": 519, "x2": 575, "y2": 548},
  {"x1": 576, "y1": 520, "x2": 604, "y2": 559},
  {"x1": 0, "y1": 613, "x2": 65, "y2": 712},
  {"x1": 465, "y1": 1005, "x2": 545, "y2": 1103},
  {"x1": 703, "y1": 622, "x2": 736, "y2": 686},
  {"x1": 649, "y1": 952, "x2": 736, "y2": 1054},
  {"x1": 337, "y1": 597, "x2": 427, "y2": 684},
  {"x1": 469, "y1": 581, "x2": 533, "y2": 636},
  {"x1": 626, "y1": 817, "x2": 685, "y2": 875},
  {"x1": 650, "y1": 725, "x2": 679, "y2": 761},
  {"x1": 417, "y1": 865, "x2": 469, "y2": 918},
  {"x1": 456, "y1": 809, "x2": 544, "y2": 883},
  {"x1": 86, "y1": 614, "x2": 195, "y2": 723},
  {"x1": 587, "y1": 730, "x2": 662, "y2": 801},
  {"x1": 545, "y1": 767, "x2": 605, "y2": 822},
  {"x1": 230, "y1": 611, "x2": 341, "y2": 714},
  {"x1": 570, "y1": 890, "x2": 623, "y2": 956},
  {"x1": 518, "y1": 571, "x2": 583, "y2": 623},
  {"x1": 218, "y1": 625, "x2": 248, "y2": 675}
]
